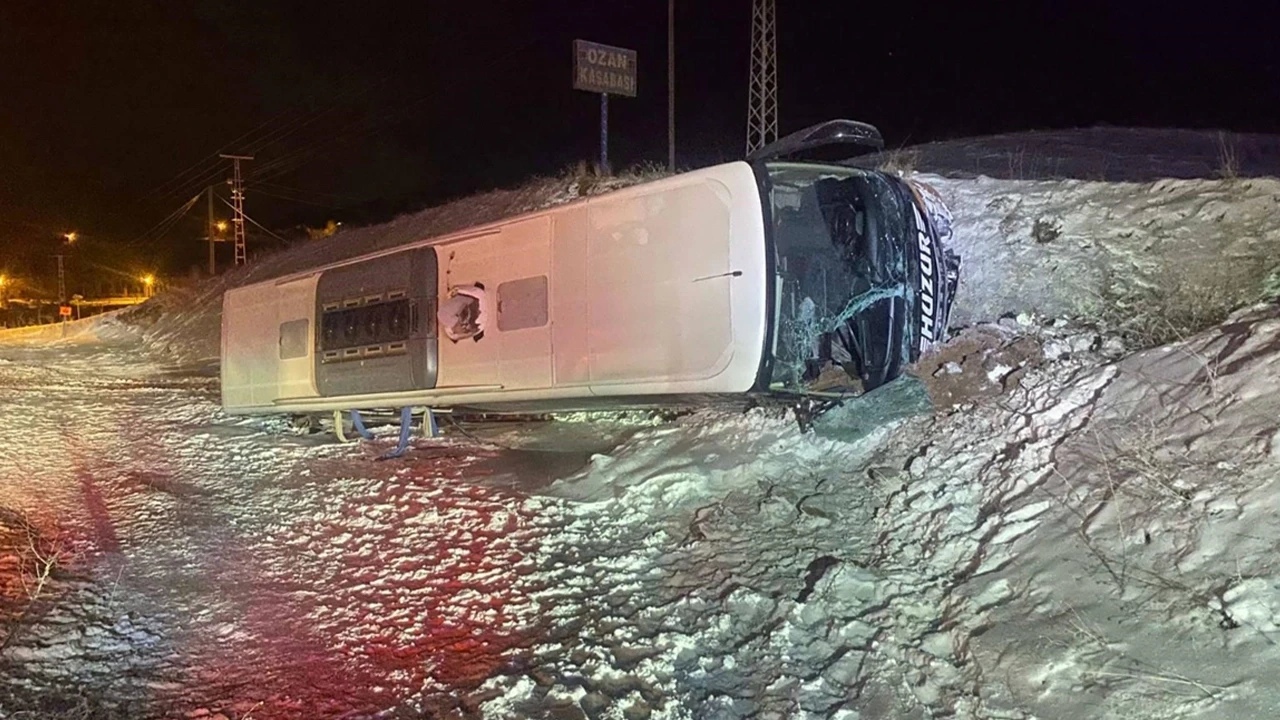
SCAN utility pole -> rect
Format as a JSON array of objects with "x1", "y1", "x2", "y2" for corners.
[
  {"x1": 55, "y1": 255, "x2": 66, "y2": 304},
  {"x1": 746, "y1": 0, "x2": 778, "y2": 155},
  {"x1": 54, "y1": 253, "x2": 67, "y2": 333},
  {"x1": 220, "y1": 154, "x2": 254, "y2": 265},
  {"x1": 668, "y1": 0, "x2": 676, "y2": 171},
  {"x1": 206, "y1": 185, "x2": 216, "y2": 276}
]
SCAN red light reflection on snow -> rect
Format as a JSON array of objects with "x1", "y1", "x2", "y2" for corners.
[{"x1": 181, "y1": 444, "x2": 547, "y2": 718}]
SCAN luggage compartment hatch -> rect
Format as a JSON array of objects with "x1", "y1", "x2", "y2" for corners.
[{"x1": 314, "y1": 247, "x2": 438, "y2": 397}]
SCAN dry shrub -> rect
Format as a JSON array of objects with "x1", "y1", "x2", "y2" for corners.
[
  {"x1": 1215, "y1": 131, "x2": 1240, "y2": 180},
  {"x1": 0, "y1": 507, "x2": 76, "y2": 650},
  {"x1": 1082, "y1": 273, "x2": 1241, "y2": 349},
  {"x1": 878, "y1": 148, "x2": 920, "y2": 176}
]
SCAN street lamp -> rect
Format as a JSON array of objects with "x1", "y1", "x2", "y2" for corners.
[
  {"x1": 141, "y1": 274, "x2": 155, "y2": 297},
  {"x1": 215, "y1": 220, "x2": 228, "y2": 233},
  {"x1": 54, "y1": 235, "x2": 76, "y2": 306}
]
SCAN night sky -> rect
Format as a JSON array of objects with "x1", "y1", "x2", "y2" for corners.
[{"x1": 2, "y1": 0, "x2": 1277, "y2": 293}]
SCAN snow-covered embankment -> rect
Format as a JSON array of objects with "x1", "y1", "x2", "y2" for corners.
[{"x1": 475, "y1": 173, "x2": 1280, "y2": 718}]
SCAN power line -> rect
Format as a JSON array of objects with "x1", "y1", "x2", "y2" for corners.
[
  {"x1": 167, "y1": 105, "x2": 360, "y2": 200},
  {"x1": 220, "y1": 197, "x2": 288, "y2": 244},
  {"x1": 162, "y1": 162, "x2": 235, "y2": 204},
  {"x1": 251, "y1": 181, "x2": 363, "y2": 203},
  {"x1": 138, "y1": 109, "x2": 294, "y2": 202},
  {"x1": 146, "y1": 23, "x2": 540, "y2": 235},
  {"x1": 248, "y1": 187, "x2": 343, "y2": 209},
  {"x1": 161, "y1": 65, "x2": 411, "y2": 202},
  {"x1": 158, "y1": 99, "x2": 364, "y2": 202},
  {"x1": 144, "y1": 11, "x2": 535, "y2": 205},
  {"x1": 124, "y1": 193, "x2": 201, "y2": 248},
  {"x1": 149, "y1": 199, "x2": 199, "y2": 242},
  {"x1": 235, "y1": 59, "x2": 409, "y2": 159},
  {"x1": 244, "y1": 213, "x2": 288, "y2": 244},
  {"x1": 143, "y1": 61, "x2": 404, "y2": 202}
]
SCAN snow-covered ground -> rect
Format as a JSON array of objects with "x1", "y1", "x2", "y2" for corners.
[
  {"x1": 857, "y1": 127, "x2": 1280, "y2": 182},
  {"x1": 932, "y1": 173, "x2": 1280, "y2": 336},
  {"x1": 3, "y1": 131, "x2": 1280, "y2": 719}
]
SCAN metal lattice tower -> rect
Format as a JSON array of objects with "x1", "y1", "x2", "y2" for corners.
[
  {"x1": 220, "y1": 154, "x2": 253, "y2": 265},
  {"x1": 55, "y1": 255, "x2": 66, "y2": 303},
  {"x1": 746, "y1": 0, "x2": 778, "y2": 155}
]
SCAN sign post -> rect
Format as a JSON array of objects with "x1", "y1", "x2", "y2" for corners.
[
  {"x1": 600, "y1": 93, "x2": 609, "y2": 173},
  {"x1": 573, "y1": 40, "x2": 637, "y2": 175}
]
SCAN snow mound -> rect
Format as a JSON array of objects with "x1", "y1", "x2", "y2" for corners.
[
  {"x1": 475, "y1": 304, "x2": 1280, "y2": 719},
  {"x1": 962, "y1": 304, "x2": 1280, "y2": 718},
  {"x1": 546, "y1": 405, "x2": 900, "y2": 507},
  {"x1": 0, "y1": 314, "x2": 118, "y2": 345},
  {"x1": 802, "y1": 303, "x2": 1280, "y2": 718}
]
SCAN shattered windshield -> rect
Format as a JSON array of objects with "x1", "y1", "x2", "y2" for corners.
[{"x1": 766, "y1": 162, "x2": 912, "y2": 391}]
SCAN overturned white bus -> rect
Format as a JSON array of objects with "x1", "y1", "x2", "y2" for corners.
[{"x1": 220, "y1": 121, "x2": 959, "y2": 428}]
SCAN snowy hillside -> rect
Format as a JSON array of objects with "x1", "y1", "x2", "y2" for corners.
[
  {"x1": 470, "y1": 305, "x2": 1280, "y2": 720},
  {"x1": 857, "y1": 127, "x2": 1280, "y2": 182},
  {"x1": 931, "y1": 174, "x2": 1280, "y2": 338},
  {"x1": 3, "y1": 131, "x2": 1280, "y2": 719}
]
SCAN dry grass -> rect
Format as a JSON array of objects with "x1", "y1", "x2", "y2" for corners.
[
  {"x1": 1051, "y1": 603, "x2": 1231, "y2": 700},
  {"x1": 0, "y1": 507, "x2": 76, "y2": 650},
  {"x1": 877, "y1": 147, "x2": 920, "y2": 176},
  {"x1": 1216, "y1": 131, "x2": 1240, "y2": 180},
  {"x1": 1006, "y1": 148, "x2": 1028, "y2": 179},
  {"x1": 1079, "y1": 273, "x2": 1240, "y2": 350}
]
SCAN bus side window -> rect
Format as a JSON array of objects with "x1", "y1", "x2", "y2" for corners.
[
  {"x1": 279, "y1": 319, "x2": 309, "y2": 360},
  {"x1": 496, "y1": 276, "x2": 549, "y2": 332}
]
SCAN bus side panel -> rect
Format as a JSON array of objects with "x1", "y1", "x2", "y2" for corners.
[
  {"x1": 495, "y1": 217, "x2": 553, "y2": 389},
  {"x1": 586, "y1": 179, "x2": 735, "y2": 385},
  {"x1": 436, "y1": 217, "x2": 554, "y2": 390},
  {"x1": 551, "y1": 208, "x2": 590, "y2": 387},
  {"x1": 437, "y1": 237, "x2": 501, "y2": 387},
  {"x1": 276, "y1": 275, "x2": 320, "y2": 401},
  {"x1": 221, "y1": 284, "x2": 283, "y2": 410}
]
